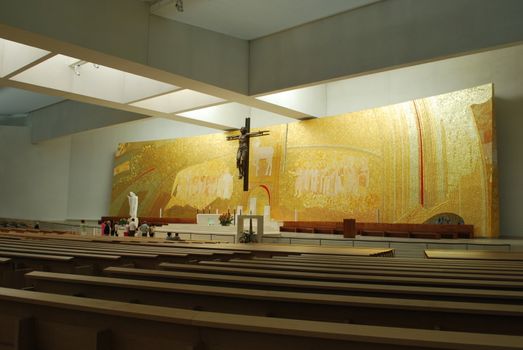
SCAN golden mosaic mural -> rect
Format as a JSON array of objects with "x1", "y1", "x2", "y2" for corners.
[{"x1": 110, "y1": 84, "x2": 498, "y2": 237}]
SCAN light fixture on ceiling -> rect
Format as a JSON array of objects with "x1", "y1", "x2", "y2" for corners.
[{"x1": 69, "y1": 60, "x2": 100, "y2": 76}]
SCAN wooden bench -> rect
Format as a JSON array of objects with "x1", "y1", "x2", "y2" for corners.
[
  {"x1": 0, "y1": 236, "x2": 240, "y2": 264},
  {"x1": 0, "y1": 244, "x2": 121, "y2": 272},
  {"x1": 157, "y1": 262, "x2": 523, "y2": 291},
  {"x1": 244, "y1": 257, "x2": 523, "y2": 276},
  {"x1": 280, "y1": 221, "x2": 344, "y2": 234},
  {"x1": 0, "y1": 232, "x2": 393, "y2": 258},
  {"x1": 277, "y1": 254, "x2": 523, "y2": 269},
  {"x1": 3, "y1": 287, "x2": 523, "y2": 350},
  {"x1": 30, "y1": 236, "x2": 251, "y2": 260},
  {"x1": 199, "y1": 260, "x2": 523, "y2": 282},
  {"x1": 354, "y1": 223, "x2": 474, "y2": 239},
  {"x1": 140, "y1": 242, "x2": 394, "y2": 258},
  {"x1": 25, "y1": 271, "x2": 523, "y2": 335},
  {"x1": 0, "y1": 251, "x2": 77, "y2": 287},
  {"x1": 425, "y1": 250, "x2": 523, "y2": 261},
  {"x1": 104, "y1": 266, "x2": 523, "y2": 304}
]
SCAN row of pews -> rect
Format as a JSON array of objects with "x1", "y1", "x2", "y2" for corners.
[{"x1": 0, "y1": 231, "x2": 522, "y2": 349}]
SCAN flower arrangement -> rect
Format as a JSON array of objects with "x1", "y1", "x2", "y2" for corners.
[{"x1": 219, "y1": 211, "x2": 233, "y2": 226}]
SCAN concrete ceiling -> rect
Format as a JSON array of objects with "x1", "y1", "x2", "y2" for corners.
[
  {"x1": 150, "y1": 0, "x2": 380, "y2": 40},
  {"x1": 0, "y1": 87, "x2": 63, "y2": 116},
  {"x1": 0, "y1": 0, "x2": 380, "y2": 123}
]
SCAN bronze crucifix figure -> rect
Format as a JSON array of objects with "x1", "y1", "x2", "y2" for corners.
[{"x1": 226, "y1": 118, "x2": 269, "y2": 191}]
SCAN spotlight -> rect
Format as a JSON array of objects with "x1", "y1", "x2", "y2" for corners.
[
  {"x1": 69, "y1": 60, "x2": 100, "y2": 76},
  {"x1": 175, "y1": 0, "x2": 183, "y2": 12}
]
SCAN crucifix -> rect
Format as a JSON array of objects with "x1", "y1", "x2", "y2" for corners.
[{"x1": 226, "y1": 117, "x2": 269, "y2": 191}]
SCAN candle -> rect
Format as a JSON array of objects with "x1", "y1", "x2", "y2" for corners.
[
  {"x1": 294, "y1": 209, "x2": 298, "y2": 221},
  {"x1": 249, "y1": 217, "x2": 253, "y2": 234}
]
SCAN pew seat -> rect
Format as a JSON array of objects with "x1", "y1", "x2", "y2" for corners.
[
  {"x1": 26, "y1": 270, "x2": 523, "y2": 335},
  {"x1": 1, "y1": 287, "x2": 523, "y2": 350}
]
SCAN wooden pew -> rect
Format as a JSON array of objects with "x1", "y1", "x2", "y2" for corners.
[
  {"x1": 0, "y1": 235, "x2": 247, "y2": 261},
  {"x1": 0, "y1": 251, "x2": 76, "y2": 288},
  {"x1": 235, "y1": 257, "x2": 523, "y2": 276},
  {"x1": 26, "y1": 270, "x2": 523, "y2": 335},
  {"x1": 425, "y1": 250, "x2": 523, "y2": 261},
  {"x1": 0, "y1": 257, "x2": 12, "y2": 286},
  {"x1": 0, "y1": 250, "x2": 74, "y2": 270},
  {"x1": 0, "y1": 245, "x2": 121, "y2": 274},
  {"x1": 158, "y1": 262, "x2": 523, "y2": 291},
  {"x1": 0, "y1": 235, "x2": 243, "y2": 263},
  {"x1": 0, "y1": 257, "x2": 11, "y2": 266},
  {"x1": 252, "y1": 255, "x2": 523, "y2": 273},
  {"x1": 272, "y1": 254, "x2": 523, "y2": 270},
  {"x1": 0, "y1": 238, "x2": 179, "y2": 268},
  {"x1": 354, "y1": 222, "x2": 474, "y2": 239},
  {"x1": 124, "y1": 242, "x2": 394, "y2": 258},
  {"x1": 104, "y1": 266, "x2": 523, "y2": 304},
  {"x1": 1, "y1": 287, "x2": 523, "y2": 350},
  {"x1": 280, "y1": 221, "x2": 345, "y2": 234},
  {"x1": 198, "y1": 260, "x2": 523, "y2": 282}
]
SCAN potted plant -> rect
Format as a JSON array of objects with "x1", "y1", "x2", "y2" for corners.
[{"x1": 219, "y1": 211, "x2": 233, "y2": 226}]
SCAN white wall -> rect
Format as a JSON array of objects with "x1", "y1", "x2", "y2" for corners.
[
  {"x1": 325, "y1": 44, "x2": 523, "y2": 117},
  {"x1": 0, "y1": 126, "x2": 71, "y2": 220},
  {"x1": 0, "y1": 117, "x2": 217, "y2": 221}
]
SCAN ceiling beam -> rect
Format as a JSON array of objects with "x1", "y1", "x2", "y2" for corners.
[{"x1": 0, "y1": 23, "x2": 313, "y2": 130}]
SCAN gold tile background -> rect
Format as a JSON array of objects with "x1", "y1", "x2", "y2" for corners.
[{"x1": 110, "y1": 84, "x2": 497, "y2": 237}]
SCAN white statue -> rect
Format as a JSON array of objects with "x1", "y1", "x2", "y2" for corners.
[{"x1": 128, "y1": 192, "x2": 138, "y2": 218}]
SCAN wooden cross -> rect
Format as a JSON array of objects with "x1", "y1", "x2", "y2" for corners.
[{"x1": 226, "y1": 117, "x2": 269, "y2": 191}]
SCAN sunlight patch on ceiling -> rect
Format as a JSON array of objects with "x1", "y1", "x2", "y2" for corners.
[
  {"x1": 0, "y1": 38, "x2": 50, "y2": 77},
  {"x1": 10, "y1": 54, "x2": 179, "y2": 104},
  {"x1": 130, "y1": 89, "x2": 225, "y2": 114}
]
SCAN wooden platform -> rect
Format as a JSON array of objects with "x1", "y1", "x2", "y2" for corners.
[
  {"x1": 157, "y1": 242, "x2": 394, "y2": 257},
  {"x1": 425, "y1": 250, "x2": 523, "y2": 261}
]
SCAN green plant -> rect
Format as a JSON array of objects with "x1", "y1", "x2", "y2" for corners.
[{"x1": 219, "y1": 212, "x2": 233, "y2": 226}]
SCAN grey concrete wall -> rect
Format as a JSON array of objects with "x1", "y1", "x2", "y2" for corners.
[
  {"x1": 496, "y1": 96, "x2": 523, "y2": 238},
  {"x1": 0, "y1": 0, "x2": 150, "y2": 63},
  {"x1": 148, "y1": 16, "x2": 249, "y2": 94},
  {"x1": 29, "y1": 101, "x2": 146, "y2": 143},
  {"x1": 249, "y1": 0, "x2": 523, "y2": 95},
  {"x1": 0, "y1": 126, "x2": 71, "y2": 221},
  {"x1": 0, "y1": 0, "x2": 249, "y2": 94}
]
